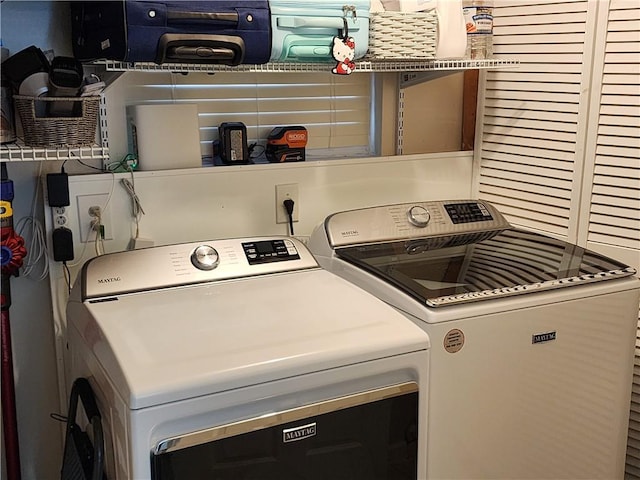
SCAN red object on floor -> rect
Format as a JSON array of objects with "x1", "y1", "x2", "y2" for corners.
[{"x1": 1, "y1": 305, "x2": 21, "y2": 480}]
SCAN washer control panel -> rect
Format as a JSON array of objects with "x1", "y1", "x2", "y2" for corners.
[
  {"x1": 323, "y1": 200, "x2": 512, "y2": 247},
  {"x1": 242, "y1": 239, "x2": 300, "y2": 265},
  {"x1": 444, "y1": 202, "x2": 493, "y2": 224}
]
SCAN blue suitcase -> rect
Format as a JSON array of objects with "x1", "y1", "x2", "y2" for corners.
[
  {"x1": 268, "y1": 0, "x2": 370, "y2": 62},
  {"x1": 71, "y1": 1, "x2": 271, "y2": 65}
]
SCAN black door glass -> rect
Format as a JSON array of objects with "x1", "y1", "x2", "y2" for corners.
[{"x1": 152, "y1": 392, "x2": 419, "y2": 480}]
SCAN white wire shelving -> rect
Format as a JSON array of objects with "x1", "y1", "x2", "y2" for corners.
[
  {"x1": 1, "y1": 58, "x2": 518, "y2": 162},
  {"x1": 99, "y1": 58, "x2": 518, "y2": 73},
  {"x1": 0, "y1": 140, "x2": 109, "y2": 163}
]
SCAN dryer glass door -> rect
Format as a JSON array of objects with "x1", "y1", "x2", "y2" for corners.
[{"x1": 152, "y1": 382, "x2": 418, "y2": 480}]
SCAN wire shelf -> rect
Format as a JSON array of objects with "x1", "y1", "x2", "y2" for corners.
[
  {"x1": 98, "y1": 58, "x2": 519, "y2": 74},
  {"x1": 0, "y1": 139, "x2": 109, "y2": 162}
]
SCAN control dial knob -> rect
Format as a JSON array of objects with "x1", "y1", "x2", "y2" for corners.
[
  {"x1": 191, "y1": 245, "x2": 220, "y2": 271},
  {"x1": 407, "y1": 205, "x2": 431, "y2": 228}
]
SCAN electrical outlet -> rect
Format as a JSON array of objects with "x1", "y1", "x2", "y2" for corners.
[
  {"x1": 76, "y1": 194, "x2": 114, "y2": 243},
  {"x1": 275, "y1": 183, "x2": 299, "y2": 224},
  {"x1": 54, "y1": 215, "x2": 67, "y2": 226}
]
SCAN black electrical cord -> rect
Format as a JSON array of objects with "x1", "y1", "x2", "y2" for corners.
[
  {"x1": 248, "y1": 143, "x2": 266, "y2": 160},
  {"x1": 283, "y1": 198, "x2": 295, "y2": 236}
]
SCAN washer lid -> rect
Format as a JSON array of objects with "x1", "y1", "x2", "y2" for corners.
[
  {"x1": 69, "y1": 269, "x2": 429, "y2": 410},
  {"x1": 335, "y1": 227, "x2": 636, "y2": 307}
]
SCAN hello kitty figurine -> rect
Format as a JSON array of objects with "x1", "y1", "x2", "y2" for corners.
[{"x1": 331, "y1": 36, "x2": 356, "y2": 75}]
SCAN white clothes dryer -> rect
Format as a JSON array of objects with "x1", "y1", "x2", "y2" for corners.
[
  {"x1": 65, "y1": 236, "x2": 430, "y2": 480},
  {"x1": 308, "y1": 200, "x2": 640, "y2": 480}
]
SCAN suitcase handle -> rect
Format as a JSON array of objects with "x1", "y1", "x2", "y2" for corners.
[
  {"x1": 157, "y1": 34, "x2": 245, "y2": 65},
  {"x1": 289, "y1": 45, "x2": 331, "y2": 57},
  {"x1": 276, "y1": 17, "x2": 360, "y2": 32},
  {"x1": 167, "y1": 11, "x2": 239, "y2": 24},
  {"x1": 167, "y1": 46, "x2": 236, "y2": 61}
]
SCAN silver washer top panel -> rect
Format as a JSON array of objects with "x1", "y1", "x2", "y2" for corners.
[{"x1": 324, "y1": 200, "x2": 511, "y2": 247}]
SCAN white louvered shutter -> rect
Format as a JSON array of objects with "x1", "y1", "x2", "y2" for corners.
[
  {"x1": 474, "y1": 0, "x2": 597, "y2": 241},
  {"x1": 578, "y1": 2, "x2": 640, "y2": 477},
  {"x1": 580, "y1": 1, "x2": 640, "y2": 253}
]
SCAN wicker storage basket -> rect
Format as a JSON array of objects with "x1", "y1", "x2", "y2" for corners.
[
  {"x1": 13, "y1": 95, "x2": 100, "y2": 148},
  {"x1": 367, "y1": 10, "x2": 437, "y2": 60}
]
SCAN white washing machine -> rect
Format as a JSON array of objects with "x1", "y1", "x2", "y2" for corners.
[
  {"x1": 308, "y1": 200, "x2": 640, "y2": 479},
  {"x1": 65, "y1": 236, "x2": 430, "y2": 479}
]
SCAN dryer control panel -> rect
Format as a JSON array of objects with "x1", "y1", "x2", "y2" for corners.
[
  {"x1": 79, "y1": 236, "x2": 317, "y2": 301},
  {"x1": 242, "y1": 239, "x2": 300, "y2": 265}
]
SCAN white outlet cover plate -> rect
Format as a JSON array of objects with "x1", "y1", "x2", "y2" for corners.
[{"x1": 76, "y1": 193, "x2": 114, "y2": 242}]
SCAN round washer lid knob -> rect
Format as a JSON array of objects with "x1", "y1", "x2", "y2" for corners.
[
  {"x1": 407, "y1": 205, "x2": 431, "y2": 228},
  {"x1": 191, "y1": 245, "x2": 220, "y2": 270}
]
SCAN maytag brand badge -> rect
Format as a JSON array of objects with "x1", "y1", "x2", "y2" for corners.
[
  {"x1": 283, "y1": 422, "x2": 317, "y2": 443},
  {"x1": 97, "y1": 276, "x2": 121, "y2": 284},
  {"x1": 532, "y1": 331, "x2": 556, "y2": 344}
]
